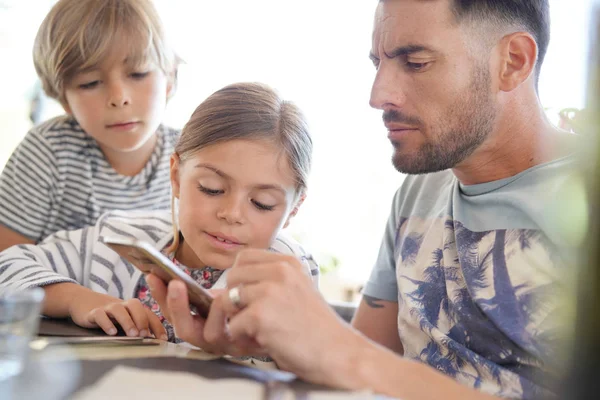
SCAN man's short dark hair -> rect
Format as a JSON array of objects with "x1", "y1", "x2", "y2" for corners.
[{"x1": 451, "y1": 0, "x2": 550, "y2": 82}]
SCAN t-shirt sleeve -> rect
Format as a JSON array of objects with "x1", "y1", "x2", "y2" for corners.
[
  {"x1": 361, "y1": 189, "x2": 402, "y2": 302},
  {"x1": 0, "y1": 130, "x2": 59, "y2": 242},
  {"x1": 270, "y1": 233, "x2": 320, "y2": 288},
  {"x1": 0, "y1": 224, "x2": 96, "y2": 292}
]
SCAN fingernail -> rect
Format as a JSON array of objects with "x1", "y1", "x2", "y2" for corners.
[
  {"x1": 146, "y1": 278, "x2": 154, "y2": 291},
  {"x1": 160, "y1": 334, "x2": 168, "y2": 341},
  {"x1": 129, "y1": 328, "x2": 139, "y2": 337},
  {"x1": 108, "y1": 328, "x2": 117, "y2": 336},
  {"x1": 140, "y1": 329, "x2": 148, "y2": 337}
]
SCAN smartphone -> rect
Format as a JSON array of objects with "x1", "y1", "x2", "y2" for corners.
[{"x1": 101, "y1": 236, "x2": 213, "y2": 318}]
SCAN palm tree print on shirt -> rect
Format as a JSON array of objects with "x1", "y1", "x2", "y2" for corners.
[{"x1": 395, "y1": 218, "x2": 559, "y2": 399}]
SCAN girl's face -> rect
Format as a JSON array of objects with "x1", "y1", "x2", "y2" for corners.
[{"x1": 170, "y1": 139, "x2": 300, "y2": 270}]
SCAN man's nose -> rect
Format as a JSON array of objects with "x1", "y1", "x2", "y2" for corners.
[{"x1": 369, "y1": 62, "x2": 406, "y2": 110}]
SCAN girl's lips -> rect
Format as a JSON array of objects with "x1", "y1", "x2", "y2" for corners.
[{"x1": 204, "y1": 232, "x2": 243, "y2": 251}]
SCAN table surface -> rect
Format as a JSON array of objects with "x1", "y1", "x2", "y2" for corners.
[{"x1": 3, "y1": 318, "x2": 337, "y2": 399}]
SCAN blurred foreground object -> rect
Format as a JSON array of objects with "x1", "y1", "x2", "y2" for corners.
[
  {"x1": 0, "y1": 288, "x2": 44, "y2": 381},
  {"x1": 562, "y1": 4, "x2": 600, "y2": 399}
]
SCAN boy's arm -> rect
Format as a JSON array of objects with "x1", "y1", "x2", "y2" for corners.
[
  {"x1": 0, "y1": 225, "x2": 35, "y2": 251},
  {"x1": 0, "y1": 128, "x2": 59, "y2": 251}
]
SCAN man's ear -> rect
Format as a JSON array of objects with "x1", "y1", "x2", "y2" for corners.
[
  {"x1": 170, "y1": 153, "x2": 181, "y2": 199},
  {"x1": 283, "y1": 192, "x2": 306, "y2": 229},
  {"x1": 496, "y1": 31, "x2": 538, "y2": 92}
]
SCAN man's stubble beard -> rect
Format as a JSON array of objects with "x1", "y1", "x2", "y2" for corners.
[{"x1": 391, "y1": 65, "x2": 497, "y2": 175}]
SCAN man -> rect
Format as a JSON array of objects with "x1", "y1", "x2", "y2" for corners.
[{"x1": 149, "y1": 0, "x2": 576, "y2": 398}]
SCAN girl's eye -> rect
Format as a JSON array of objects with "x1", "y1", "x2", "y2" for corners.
[
  {"x1": 198, "y1": 184, "x2": 223, "y2": 196},
  {"x1": 252, "y1": 199, "x2": 275, "y2": 211},
  {"x1": 131, "y1": 71, "x2": 150, "y2": 79},
  {"x1": 79, "y1": 80, "x2": 100, "y2": 89}
]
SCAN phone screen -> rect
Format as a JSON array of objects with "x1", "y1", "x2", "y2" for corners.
[{"x1": 102, "y1": 237, "x2": 213, "y2": 318}]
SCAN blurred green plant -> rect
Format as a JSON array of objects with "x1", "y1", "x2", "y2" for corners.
[
  {"x1": 290, "y1": 232, "x2": 341, "y2": 275},
  {"x1": 319, "y1": 254, "x2": 341, "y2": 275},
  {"x1": 558, "y1": 108, "x2": 594, "y2": 134}
]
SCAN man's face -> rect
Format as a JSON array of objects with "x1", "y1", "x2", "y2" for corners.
[{"x1": 369, "y1": 0, "x2": 497, "y2": 174}]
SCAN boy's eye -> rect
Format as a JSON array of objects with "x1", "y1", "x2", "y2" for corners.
[
  {"x1": 252, "y1": 199, "x2": 275, "y2": 212},
  {"x1": 198, "y1": 184, "x2": 223, "y2": 196},
  {"x1": 79, "y1": 80, "x2": 100, "y2": 89},
  {"x1": 131, "y1": 71, "x2": 150, "y2": 79}
]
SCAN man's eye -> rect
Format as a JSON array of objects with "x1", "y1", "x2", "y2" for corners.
[
  {"x1": 405, "y1": 61, "x2": 431, "y2": 71},
  {"x1": 79, "y1": 80, "x2": 100, "y2": 89},
  {"x1": 198, "y1": 184, "x2": 223, "y2": 196}
]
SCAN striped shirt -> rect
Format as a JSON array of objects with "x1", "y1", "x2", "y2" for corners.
[
  {"x1": 0, "y1": 116, "x2": 179, "y2": 243},
  {"x1": 0, "y1": 210, "x2": 320, "y2": 300}
]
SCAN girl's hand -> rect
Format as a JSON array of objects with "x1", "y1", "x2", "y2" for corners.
[{"x1": 68, "y1": 292, "x2": 167, "y2": 340}]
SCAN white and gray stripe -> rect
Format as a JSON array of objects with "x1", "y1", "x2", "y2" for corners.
[
  {"x1": 0, "y1": 210, "x2": 320, "y2": 298},
  {"x1": 0, "y1": 115, "x2": 179, "y2": 242}
]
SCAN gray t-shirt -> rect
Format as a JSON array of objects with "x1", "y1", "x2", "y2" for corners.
[{"x1": 363, "y1": 156, "x2": 575, "y2": 399}]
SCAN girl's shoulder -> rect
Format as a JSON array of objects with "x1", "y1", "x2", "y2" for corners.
[
  {"x1": 270, "y1": 231, "x2": 309, "y2": 257},
  {"x1": 270, "y1": 232, "x2": 319, "y2": 284}
]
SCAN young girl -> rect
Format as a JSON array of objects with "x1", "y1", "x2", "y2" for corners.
[
  {"x1": 0, "y1": 0, "x2": 180, "y2": 251},
  {"x1": 0, "y1": 82, "x2": 318, "y2": 344}
]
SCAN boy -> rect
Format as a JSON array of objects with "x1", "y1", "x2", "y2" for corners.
[{"x1": 0, "y1": 0, "x2": 180, "y2": 251}]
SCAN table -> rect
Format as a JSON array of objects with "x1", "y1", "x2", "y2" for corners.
[{"x1": 1, "y1": 318, "x2": 371, "y2": 400}]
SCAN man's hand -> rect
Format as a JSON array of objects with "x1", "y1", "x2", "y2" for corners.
[
  {"x1": 149, "y1": 249, "x2": 364, "y2": 387},
  {"x1": 217, "y1": 250, "x2": 364, "y2": 385},
  {"x1": 146, "y1": 273, "x2": 262, "y2": 355}
]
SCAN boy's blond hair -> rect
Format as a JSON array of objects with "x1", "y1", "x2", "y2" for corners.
[{"x1": 33, "y1": 0, "x2": 178, "y2": 104}]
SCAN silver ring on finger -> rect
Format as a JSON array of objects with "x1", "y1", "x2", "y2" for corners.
[{"x1": 228, "y1": 286, "x2": 243, "y2": 309}]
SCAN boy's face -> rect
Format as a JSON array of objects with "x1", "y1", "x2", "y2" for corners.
[
  {"x1": 63, "y1": 46, "x2": 171, "y2": 163},
  {"x1": 170, "y1": 139, "x2": 300, "y2": 270}
]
